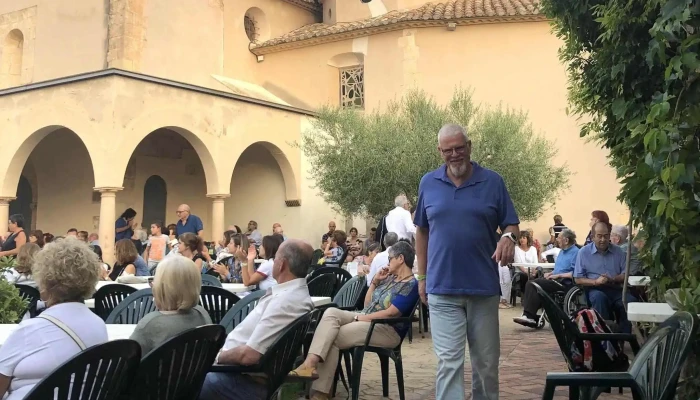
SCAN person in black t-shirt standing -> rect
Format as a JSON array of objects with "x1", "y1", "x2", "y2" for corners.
[{"x1": 546, "y1": 214, "x2": 567, "y2": 246}]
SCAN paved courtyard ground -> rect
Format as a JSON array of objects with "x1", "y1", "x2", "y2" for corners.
[{"x1": 302, "y1": 306, "x2": 633, "y2": 400}]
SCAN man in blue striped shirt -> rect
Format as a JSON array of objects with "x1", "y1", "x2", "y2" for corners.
[{"x1": 574, "y1": 221, "x2": 636, "y2": 332}]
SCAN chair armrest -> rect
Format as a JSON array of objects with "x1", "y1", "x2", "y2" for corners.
[
  {"x1": 578, "y1": 333, "x2": 641, "y2": 354},
  {"x1": 210, "y1": 363, "x2": 262, "y2": 373},
  {"x1": 338, "y1": 306, "x2": 359, "y2": 311},
  {"x1": 545, "y1": 372, "x2": 635, "y2": 387},
  {"x1": 361, "y1": 317, "x2": 413, "y2": 347}
]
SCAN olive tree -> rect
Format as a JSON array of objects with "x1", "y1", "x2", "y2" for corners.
[{"x1": 298, "y1": 88, "x2": 570, "y2": 221}]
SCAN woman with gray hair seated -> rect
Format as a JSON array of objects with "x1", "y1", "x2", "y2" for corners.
[
  {"x1": 611, "y1": 225, "x2": 629, "y2": 250},
  {"x1": 129, "y1": 255, "x2": 211, "y2": 356},
  {"x1": 290, "y1": 241, "x2": 419, "y2": 400},
  {"x1": 0, "y1": 237, "x2": 107, "y2": 400}
]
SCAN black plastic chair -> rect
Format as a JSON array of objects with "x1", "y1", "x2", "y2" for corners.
[
  {"x1": 307, "y1": 274, "x2": 338, "y2": 298},
  {"x1": 15, "y1": 284, "x2": 40, "y2": 320},
  {"x1": 333, "y1": 276, "x2": 366, "y2": 310},
  {"x1": 542, "y1": 311, "x2": 700, "y2": 400},
  {"x1": 23, "y1": 340, "x2": 141, "y2": 400},
  {"x1": 199, "y1": 286, "x2": 240, "y2": 324},
  {"x1": 105, "y1": 288, "x2": 157, "y2": 324},
  {"x1": 334, "y1": 299, "x2": 419, "y2": 400},
  {"x1": 534, "y1": 283, "x2": 641, "y2": 398},
  {"x1": 201, "y1": 274, "x2": 222, "y2": 287},
  {"x1": 128, "y1": 324, "x2": 225, "y2": 400},
  {"x1": 219, "y1": 290, "x2": 266, "y2": 334},
  {"x1": 93, "y1": 283, "x2": 138, "y2": 321},
  {"x1": 212, "y1": 313, "x2": 313, "y2": 400},
  {"x1": 310, "y1": 266, "x2": 353, "y2": 297}
]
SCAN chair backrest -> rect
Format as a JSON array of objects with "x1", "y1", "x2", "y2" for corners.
[
  {"x1": 258, "y1": 312, "x2": 313, "y2": 399},
  {"x1": 24, "y1": 340, "x2": 141, "y2": 400},
  {"x1": 307, "y1": 273, "x2": 338, "y2": 297},
  {"x1": 533, "y1": 283, "x2": 581, "y2": 371},
  {"x1": 333, "y1": 275, "x2": 367, "y2": 309},
  {"x1": 199, "y1": 286, "x2": 240, "y2": 324},
  {"x1": 628, "y1": 311, "x2": 699, "y2": 399},
  {"x1": 219, "y1": 290, "x2": 266, "y2": 334},
  {"x1": 200, "y1": 274, "x2": 222, "y2": 287},
  {"x1": 310, "y1": 266, "x2": 353, "y2": 297},
  {"x1": 130, "y1": 325, "x2": 225, "y2": 400},
  {"x1": 93, "y1": 284, "x2": 138, "y2": 321},
  {"x1": 14, "y1": 284, "x2": 40, "y2": 320},
  {"x1": 105, "y1": 288, "x2": 157, "y2": 324}
]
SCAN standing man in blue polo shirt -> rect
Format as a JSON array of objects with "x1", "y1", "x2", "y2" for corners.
[
  {"x1": 414, "y1": 123, "x2": 520, "y2": 400},
  {"x1": 175, "y1": 204, "x2": 211, "y2": 262}
]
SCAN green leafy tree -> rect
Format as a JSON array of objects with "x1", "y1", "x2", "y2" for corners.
[
  {"x1": 298, "y1": 88, "x2": 570, "y2": 221},
  {"x1": 541, "y1": 0, "x2": 700, "y2": 394}
]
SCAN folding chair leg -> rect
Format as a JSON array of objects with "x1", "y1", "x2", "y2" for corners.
[
  {"x1": 379, "y1": 355, "x2": 390, "y2": 397},
  {"x1": 350, "y1": 348, "x2": 366, "y2": 400}
]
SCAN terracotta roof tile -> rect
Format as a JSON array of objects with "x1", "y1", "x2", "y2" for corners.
[{"x1": 253, "y1": 0, "x2": 543, "y2": 53}]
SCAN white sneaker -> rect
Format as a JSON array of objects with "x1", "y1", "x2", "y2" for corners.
[{"x1": 513, "y1": 315, "x2": 537, "y2": 327}]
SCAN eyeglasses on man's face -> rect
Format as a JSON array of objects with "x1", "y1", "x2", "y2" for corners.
[{"x1": 439, "y1": 145, "x2": 467, "y2": 156}]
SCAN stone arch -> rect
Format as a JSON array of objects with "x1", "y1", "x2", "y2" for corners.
[
  {"x1": 0, "y1": 29, "x2": 24, "y2": 88},
  {"x1": 115, "y1": 111, "x2": 221, "y2": 194},
  {"x1": 234, "y1": 141, "x2": 299, "y2": 203},
  {"x1": 0, "y1": 124, "x2": 98, "y2": 197}
]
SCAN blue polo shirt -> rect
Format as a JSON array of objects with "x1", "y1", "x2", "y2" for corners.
[
  {"x1": 176, "y1": 215, "x2": 204, "y2": 237},
  {"x1": 574, "y1": 242, "x2": 626, "y2": 279},
  {"x1": 413, "y1": 163, "x2": 520, "y2": 296},
  {"x1": 552, "y1": 245, "x2": 579, "y2": 275}
]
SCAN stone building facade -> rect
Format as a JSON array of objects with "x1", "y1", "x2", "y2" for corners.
[{"x1": 0, "y1": 0, "x2": 627, "y2": 264}]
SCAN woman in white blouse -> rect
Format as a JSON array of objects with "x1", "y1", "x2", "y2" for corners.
[
  {"x1": 241, "y1": 234, "x2": 283, "y2": 291},
  {"x1": 513, "y1": 230, "x2": 539, "y2": 298},
  {"x1": 0, "y1": 237, "x2": 107, "y2": 399}
]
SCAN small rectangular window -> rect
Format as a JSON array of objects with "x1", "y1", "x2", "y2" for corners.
[{"x1": 340, "y1": 66, "x2": 364, "y2": 109}]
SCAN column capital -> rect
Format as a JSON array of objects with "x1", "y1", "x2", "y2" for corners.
[
  {"x1": 206, "y1": 193, "x2": 231, "y2": 200},
  {"x1": 0, "y1": 197, "x2": 16, "y2": 204},
  {"x1": 94, "y1": 187, "x2": 123, "y2": 194}
]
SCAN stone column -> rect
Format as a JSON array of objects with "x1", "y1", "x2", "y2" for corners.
[
  {"x1": 207, "y1": 194, "x2": 230, "y2": 243},
  {"x1": 96, "y1": 187, "x2": 122, "y2": 266},
  {"x1": 0, "y1": 197, "x2": 15, "y2": 235}
]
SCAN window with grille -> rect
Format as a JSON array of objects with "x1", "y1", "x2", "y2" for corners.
[
  {"x1": 340, "y1": 66, "x2": 364, "y2": 109},
  {"x1": 244, "y1": 15, "x2": 258, "y2": 42}
]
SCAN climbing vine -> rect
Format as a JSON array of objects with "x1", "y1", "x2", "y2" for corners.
[{"x1": 541, "y1": 0, "x2": 700, "y2": 394}]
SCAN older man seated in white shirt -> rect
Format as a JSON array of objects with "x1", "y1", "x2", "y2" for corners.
[
  {"x1": 199, "y1": 239, "x2": 315, "y2": 400},
  {"x1": 366, "y1": 232, "x2": 399, "y2": 287},
  {"x1": 385, "y1": 195, "x2": 416, "y2": 240}
]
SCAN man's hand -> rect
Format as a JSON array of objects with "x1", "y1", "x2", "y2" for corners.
[
  {"x1": 492, "y1": 237, "x2": 515, "y2": 265},
  {"x1": 419, "y1": 280, "x2": 427, "y2": 305},
  {"x1": 544, "y1": 272, "x2": 553, "y2": 279},
  {"x1": 595, "y1": 275, "x2": 608, "y2": 286}
]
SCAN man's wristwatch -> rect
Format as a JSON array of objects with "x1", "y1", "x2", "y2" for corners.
[
  {"x1": 501, "y1": 232, "x2": 516, "y2": 243},
  {"x1": 353, "y1": 315, "x2": 359, "y2": 322}
]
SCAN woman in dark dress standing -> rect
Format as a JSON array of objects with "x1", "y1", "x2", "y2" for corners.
[{"x1": 0, "y1": 214, "x2": 28, "y2": 258}]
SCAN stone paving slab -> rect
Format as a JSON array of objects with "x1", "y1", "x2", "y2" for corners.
[{"x1": 318, "y1": 307, "x2": 633, "y2": 400}]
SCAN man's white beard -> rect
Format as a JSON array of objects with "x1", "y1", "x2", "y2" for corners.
[{"x1": 448, "y1": 162, "x2": 468, "y2": 178}]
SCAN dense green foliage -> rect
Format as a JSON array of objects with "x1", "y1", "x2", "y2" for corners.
[
  {"x1": 0, "y1": 256, "x2": 27, "y2": 324},
  {"x1": 541, "y1": 0, "x2": 700, "y2": 393},
  {"x1": 298, "y1": 88, "x2": 570, "y2": 220}
]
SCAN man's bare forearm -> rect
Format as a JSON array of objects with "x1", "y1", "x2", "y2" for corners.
[{"x1": 415, "y1": 227, "x2": 429, "y2": 275}]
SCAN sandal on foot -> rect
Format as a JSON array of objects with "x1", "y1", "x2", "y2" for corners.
[
  {"x1": 288, "y1": 366, "x2": 318, "y2": 379},
  {"x1": 499, "y1": 302, "x2": 511, "y2": 309}
]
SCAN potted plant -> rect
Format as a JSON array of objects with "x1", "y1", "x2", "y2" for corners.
[{"x1": 0, "y1": 256, "x2": 27, "y2": 323}]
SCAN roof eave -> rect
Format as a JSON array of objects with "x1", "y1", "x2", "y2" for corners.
[
  {"x1": 251, "y1": 14, "x2": 549, "y2": 56},
  {"x1": 281, "y1": 0, "x2": 322, "y2": 14}
]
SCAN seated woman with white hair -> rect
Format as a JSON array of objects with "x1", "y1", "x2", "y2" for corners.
[
  {"x1": 0, "y1": 237, "x2": 106, "y2": 400},
  {"x1": 129, "y1": 255, "x2": 211, "y2": 356}
]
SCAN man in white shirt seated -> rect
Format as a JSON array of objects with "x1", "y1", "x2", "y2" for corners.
[
  {"x1": 385, "y1": 195, "x2": 417, "y2": 241},
  {"x1": 199, "y1": 239, "x2": 315, "y2": 400},
  {"x1": 366, "y1": 232, "x2": 399, "y2": 286}
]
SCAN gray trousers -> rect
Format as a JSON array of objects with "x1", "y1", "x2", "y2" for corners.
[
  {"x1": 198, "y1": 372, "x2": 267, "y2": 400},
  {"x1": 429, "y1": 294, "x2": 500, "y2": 400}
]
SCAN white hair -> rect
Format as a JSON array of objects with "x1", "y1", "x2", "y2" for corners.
[
  {"x1": 611, "y1": 225, "x2": 629, "y2": 241},
  {"x1": 394, "y1": 194, "x2": 409, "y2": 207},
  {"x1": 437, "y1": 123, "x2": 469, "y2": 143}
]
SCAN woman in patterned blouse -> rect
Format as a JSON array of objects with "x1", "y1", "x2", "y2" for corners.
[
  {"x1": 345, "y1": 227, "x2": 363, "y2": 262},
  {"x1": 291, "y1": 241, "x2": 419, "y2": 399}
]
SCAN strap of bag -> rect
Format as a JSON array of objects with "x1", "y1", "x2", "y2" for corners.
[{"x1": 37, "y1": 314, "x2": 87, "y2": 350}]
